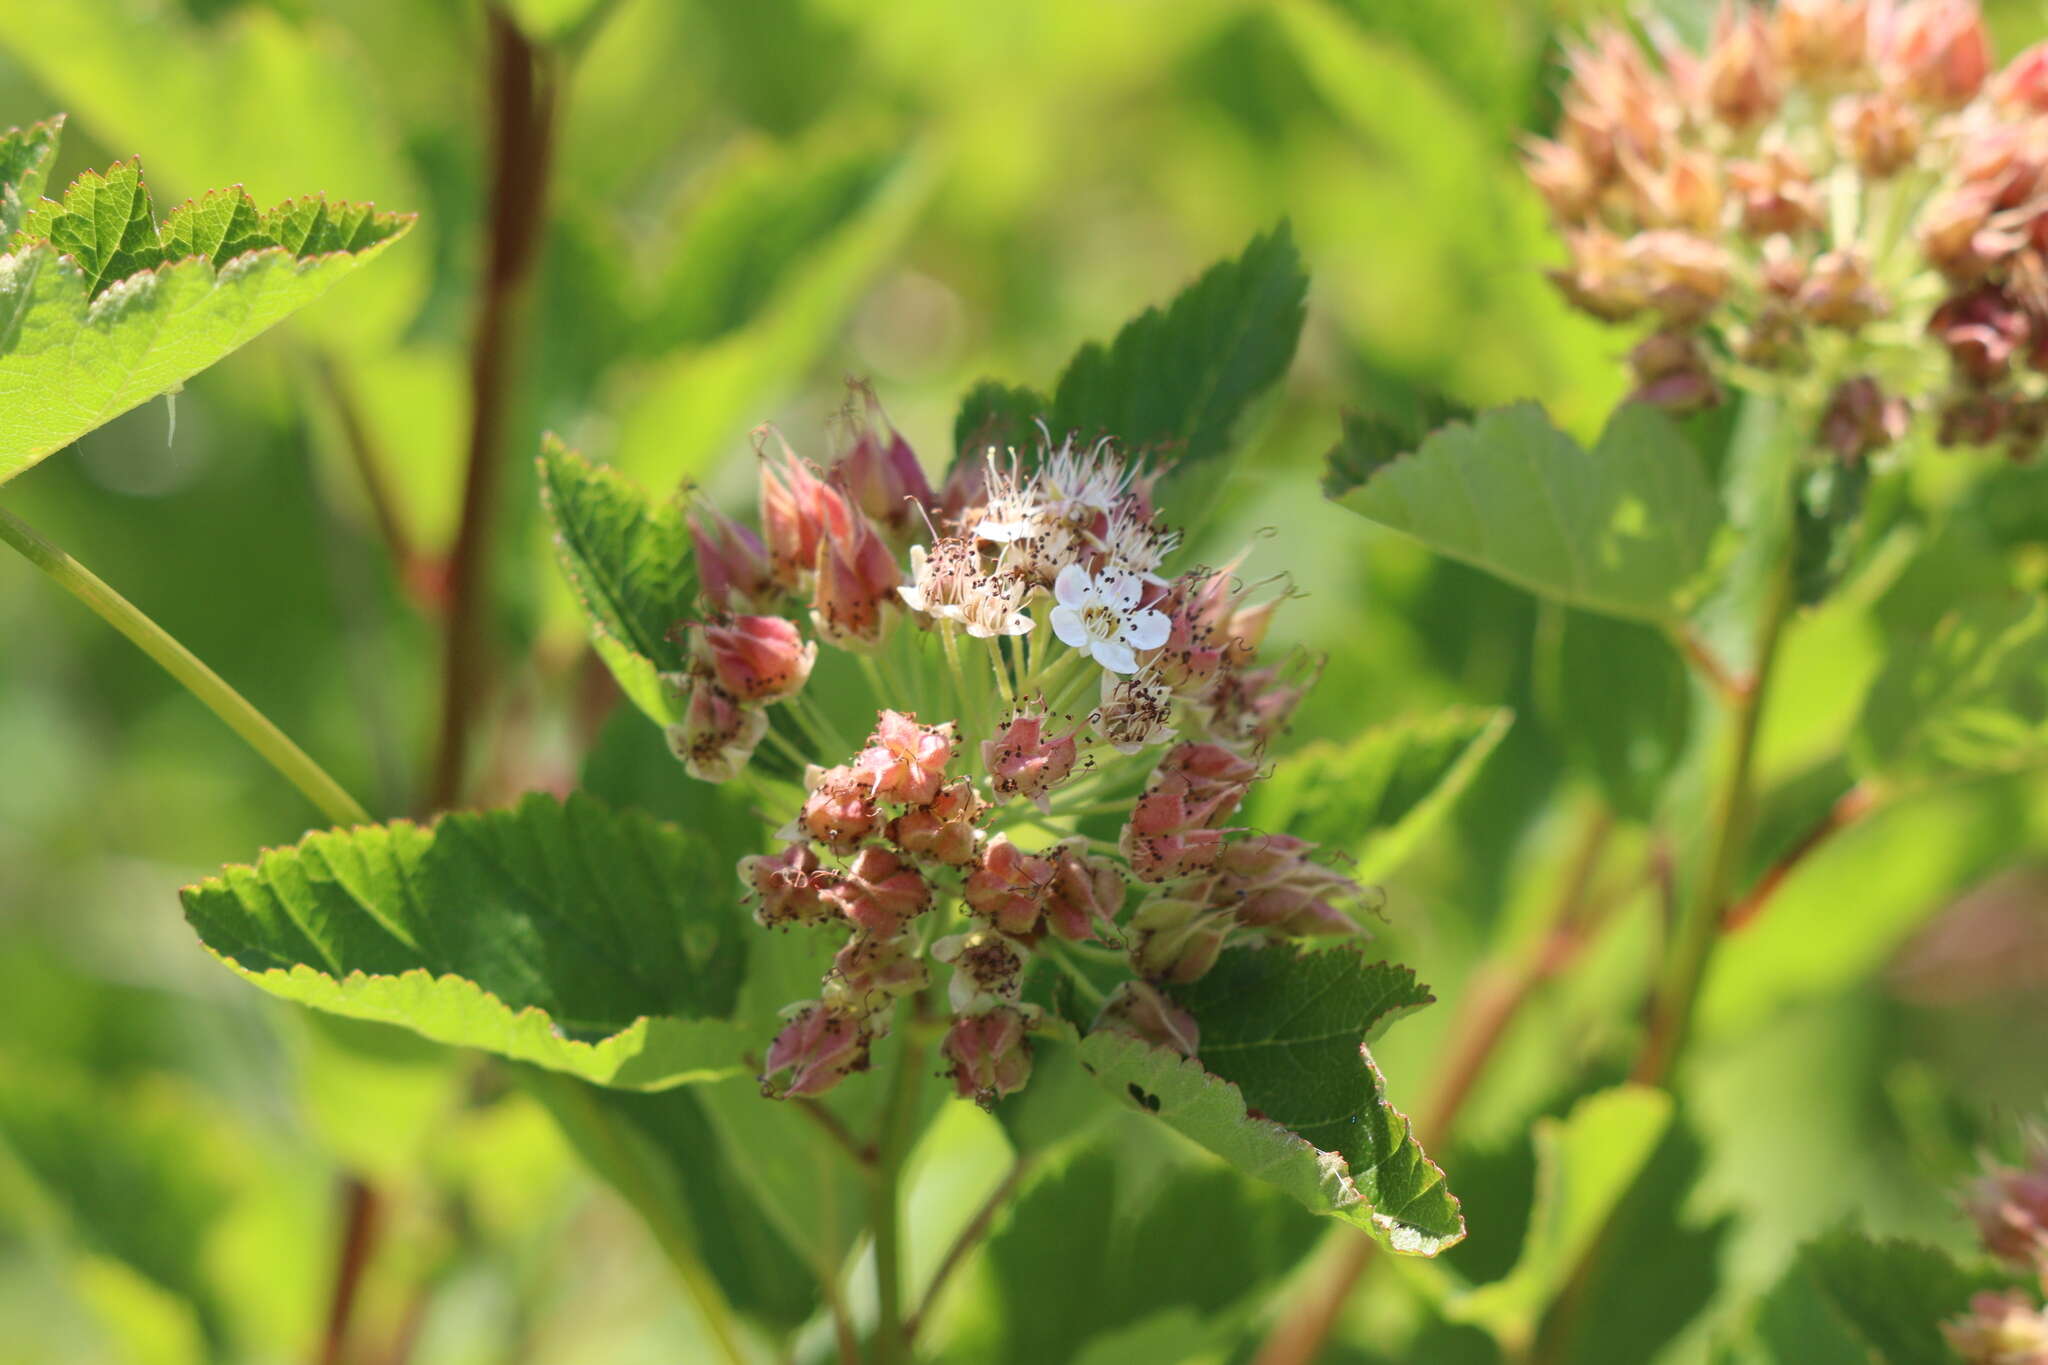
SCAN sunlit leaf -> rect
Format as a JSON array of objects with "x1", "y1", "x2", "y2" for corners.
[
  {"x1": 1331, "y1": 402, "x2": 1724, "y2": 624},
  {"x1": 1793, "y1": 1230, "x2": 2008, "y2": 1365},
  {"x1": 1080, "y1": 943, "x2": 1463, "y2": 1255},
  {"x1": 538, "y1": 436, "x2": 696, "y2": 727},
  {"x1": 181, "y1": 793, "x2": 752, "y2": 1089},
  {"x1": 0, "y1": 115, "x2": 64, "y2": 240},
  {"x1": 1240, "y1": 707, "x2": 1511, "y2": 881},
  {"x1": 953, "y1": 379, "x2": 1050, "y2": 469},
  {"x1": 0, "y1": 147, "x2": 412, "y2": 483}
]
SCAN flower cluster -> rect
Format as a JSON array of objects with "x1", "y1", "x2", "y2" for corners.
[
  {"x1": 1532, "y1": 0, "x2": 2048, "y2": 461},
  {"x1": 685, "y1": 385, "x2": 1368, "y2": 1107},
  {"x1": 1944, "y1": 1134, "x2": 2048, "y2": 1363}
]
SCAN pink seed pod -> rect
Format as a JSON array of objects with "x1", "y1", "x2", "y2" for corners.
[
  {"x1": 1964, "y1": 1147, "x2": 2048, "y2": 1270},
  {"x1": 933, "y1": 926, "x2": 1028, "y2": 1013},
  {"x1": 963, "y1": 835, "x2": 1055, "y2": 936},
  {"x1": 942, "y1": 1006, "x2": 1034, "y2": 1108},
  {"x1": 1816, "y1": 376, "x2": 1909, "y2": 460},
  {"x1": 811, "y1": 494, "x2": 903, "y2": 650},
  {"x1": 982, "y1": 707, "x2": 1080, "y2": 809},
  {"x1": 1042, "y1": 841, "x2": 1126, "y2": 944},
  {"x1": 823, "y1": 846, "x2": 932, "y2": 937},
  {"x1": 759, "y1": 435, "x2": 842, "y2": 591},
  {"x1": 761, "y1": 1003, "x2": 870, "y2": 1099},
  {"x1": 854, "y1": 710, "x2": 958, "y2": 807},
  {"x1": 832, "y1": 382, "x2": 935, "y2": 540},
  {"x1": 886, "y1": 778, "x2": 985, "y2": 867},
  {"x1": 1941, "y1": 1290, "x2": 2048, "y2": 1365},
  {"x1": 740, "y1": 843, "x2": 833, "y2": 929},
  {"x1": 824, "y1": 931, "x2": 928, "y2": 1013},
  {"x1": 666, "y1": 677, "x2": 769, "y2": 783},
  {"x1": 1881, "y1": 0, "x2": 1991, "y2": 110}
]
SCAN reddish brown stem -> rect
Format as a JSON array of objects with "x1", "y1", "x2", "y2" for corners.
[
  {"x1": 425, "y1": 7, "x2": 556, "y2": 812},
  {"x1": 904, "y1": 1157, "x2": 1034, "y2": 1347},
  {"x1": 1721, "y1": 782, "x2": 1878, "y2": 933},
  {"x1": 317, "y1": 1176, "x2": 380, "y2": 1365},
  {"x1": 309, "y1": 353, "x2": 441, "y2": 610}
]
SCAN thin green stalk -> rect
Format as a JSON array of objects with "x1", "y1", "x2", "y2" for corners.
[
  {"x1": 0, "y1": 504, "x2": 370, "y2": 828},
  {"x1": 1632, "y1": 550, "x2": 1796, "y2": 1086},
  {"x1": 870, "y1": 1025, "x2": 927, "y2": 1365},
  {"x1": 1041, "y1": 941, "x2": 1107, "y2": 1007}
]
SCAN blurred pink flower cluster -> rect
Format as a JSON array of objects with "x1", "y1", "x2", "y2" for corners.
[{"x1": 1531, "y1": 0, "x2": 2048, "y2": 461}]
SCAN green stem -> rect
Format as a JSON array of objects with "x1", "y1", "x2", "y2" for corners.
[
  {"x1": 1041, "y1": 941, "x2": 1107, "y2": 1007},
  {"x1": 0, "y1": 503, "x2": 371, "y2": 828},
  {"x1": 870, "y1": 1023, "x2": 926, "y2": 1365},
  {"x1": 1633, "y1": 546, "x2": 1796, "y2": 1086}
]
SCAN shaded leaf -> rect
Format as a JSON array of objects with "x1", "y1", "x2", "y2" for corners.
[
  {"x1": 1331, "y1": 402, "x2": 1723, "y2": 624},
  {"x1": 1080, "y1": 944, "x2": 1463, "y2": 1255},
  {"x1": 953, "y1": 379, "x2": 1050, "y2": 468},
  {"x1": 1538, "y1": 609, "x2": 1691, "y2": 822},
  {"x1": 1797, "y1": 1230, "x2": 2008, "y2": 1365},
  {"x1": 1853, "y1": 596, "x2": 2048, "y2": 787},
  {"x1": 1050, "y1": 222, "x2": 1305, "y2": 473},
  {"x1": 521, "y1": 1070, "x2": 814, "y2": 1328},
  {"x1": 1323, "y1": 391, "x2": 1473, "y2": 499},
  {"x1": 181, "y1": 793, "x2": 752, "y2": 1089},
  {"x1": 538, "y1": 436, "x2": 697, "y2": 726},
  {"x1": 1, "y1": 145, "x2": 412, "y2": 482},
  {"x1": 1444, "y1": 1086, "x2": 1673, "y2": 1351},
  {"x1": 1240, "y1": 707, "x2": 1512, "y2": 881},
  {"x1": 964, "y1": 1140, "x2": 1320, "y2": 1365}
]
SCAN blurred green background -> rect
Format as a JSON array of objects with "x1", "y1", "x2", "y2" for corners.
[{"x1": 2, "y1": 0, "x2": 2046, "y2": 1361}]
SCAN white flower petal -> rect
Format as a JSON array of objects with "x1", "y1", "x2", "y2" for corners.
[
  {"x1": 898, "y1": 585, "x2": 929, "y2": 611},
  {"x1": 1095, "y1": 639, "x2": 1139, "y2": 674},
  {"x1": 1122, "y1": 607, "x2": 1171, "y2": 651},
  {"x1": 1053, "y1": 562, "x2": 1092, "y2": 607},
  {"x1": 1050, "y1": 603, "x2": 1088, "y2": 648},
  {"x1": 1100, "y1": 567, "x2": 1142, "y2": 610},
  {"x1": 999, "y1": 612, "x2": 1034, "y2": 637}
]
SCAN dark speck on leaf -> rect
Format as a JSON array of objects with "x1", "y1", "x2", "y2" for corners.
[{"x1": 1127, "y1": 1083, "x2": 1161, "y2": 1112}]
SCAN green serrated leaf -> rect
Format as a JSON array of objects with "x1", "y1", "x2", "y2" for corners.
[
  {"x1": 1240, "y1": 707, "x2": 1511, "y2": 882},
  {"x1": 1797, "y1": 1230, "x2": 2009, "y2": 1365},
  {"x1": 954, "y1": 379, "x2": 1050, "y2": 468},
  {"x1": 181, "y1": 792, "x2": 752, "y2": 1090},
  {"x1": 1853, "y1": 595, "x2": 2048, "y2": 788},
  {"x1": 0, "y1": 115, "x2": 64, "y2": 240},
  {"x1": 1332, "y1": 402, "x2": 1725, "y2": 624},
  {"x1": 1081, "y1": 944, "x2": 1463, "y2": 1255},
  {"x1": 1444, "y1": 1086, "x2": 1673, "y2": 1352},
  {"x1": 1050, "y1": 222, "x2": 1306, "y2": 473},
  {"x1": 538, "y1": 436, "x2": 698, "y2": 727},
  {"x1": 0, "y1": 154, "x2": 412, "y2": 483}
]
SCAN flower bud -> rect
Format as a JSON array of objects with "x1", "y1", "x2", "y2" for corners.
[
  {"x1": 1941, "y1": 1290, "x2": 2048, "y2": 1365},
  {"x1": 1817, "y1": 376, "x2": 1909, "y2": 460},
  {"x1": 1773, "y1": 0, "x2": 1873, "y2": 83},
  {"x1": 759, "y1": 437, "x2": 840, "y2": 590},
  {"x1": 1831, "y1": 93, "x2": 1920, "y2": 178},
  {"x1": 963, "y1": 835, "x2": 1054, "y2": 935},
  {"x1": 690, "y1": 505, "x2": 778, "y2": 612},
  {"x1": 1524, "y1": 137, "x2": 1602, "y2": 222},
  {"x1": 1728, "y1": 145, "x2": 1823, "y2": 237},
  {"x1": 833, "y1": 384, "x2": 935, "y2": 539},
  {"x1": 1965, "y1": 1149, "x2": 2048, "y2": 1269},
  {"x1": 823, "y1": 846, "x2": 932, "y2": 937},
  {"x1": 740, "y1": 843, "x2": 832, "y2": 929},
  {"x1": 811, "y1": 497, "x2": 901, "y2": 650},
  {"x1": 761, "y1": 1003, "x2": 869, "y2": 1098},
  {"x1": 1703, "y1": 8, "x2": 1782, "y2": 128},
  {"x1": 824, "y1": 931, "x2": 927, "y2": 1013},
  {"x1": 943, "y1": 1007, "x2": 1034, "y2": 1108},
  {"x1": 1921, "y1": 182, "x2": 2014, "y2": 282},
  {"x1": 854, "y1": 710, "x2": 957, "y2": 807},
  {"x1": 1042, "y1": 841, "x2": 1126, "y2": 943},
  {"x1": 797, "y1": 764, "x2": 882, "y2": 855},
  {"x1": 666, "y1": 678, "x2": 769, "y2": 782},
  {"x1": 1995, "y1": 42, "x2": 2048, "y2": 113},
  {"x1": 1797, "y1": 248, "x2": 1888, "y2": 329},
  {"x1": 1883, "y1": 0, "x2": 1990, "y2": 110},
  {"x1": 1931, "y1": 286, "x2": 2032, "y2": 385},
  {"x1": 933, "y1": 926, "x2": 1028, "y2": 1013},
  {"x1": 886, "y1": 778, "x2": 984, "y2": 866},
  {"x1": 1092, "y1": 980, "x2": 1200, "y2": 1057},
  {"x1": 690, "y1": 614, "x2": 817, "y2": 704},
  {"x1": 982, "y1": 708, "x2": 1080, "y2": 809},
  {"x1": 1129, "y1": 893, "x2": 1231, "y2": 982},
  {"x1": 1215, "y1": 833, "x2": 1369, "y2": 937},
  {"x1": 1629, "y1": 331, "x2": 1721, "y2": 411},
  {"x1": 1550, "y1": 228, "x2": 1650, "y2": 322},
  {"x1": 1627, "y1": 230, "x2": 1733, "y2": 324},
  {"x1": 1939, "y1": 391, "x2": 2010, "y2": 447}
]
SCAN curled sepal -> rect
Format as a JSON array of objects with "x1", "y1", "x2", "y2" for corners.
[{"x1": 1078, "y1": 942, "x2": 1464, "y2": 1256}]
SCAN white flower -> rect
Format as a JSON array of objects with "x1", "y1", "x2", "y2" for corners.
[
  {"x1": 1050, "y1": 563, "x2": 1170, "y2": 673},
  {"x1": 899, "y1": 540, "x2": 1033, "y2": 637},
  {"x1": 1096, "y1": 499, "x2": 1180, "y2": 584}
]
